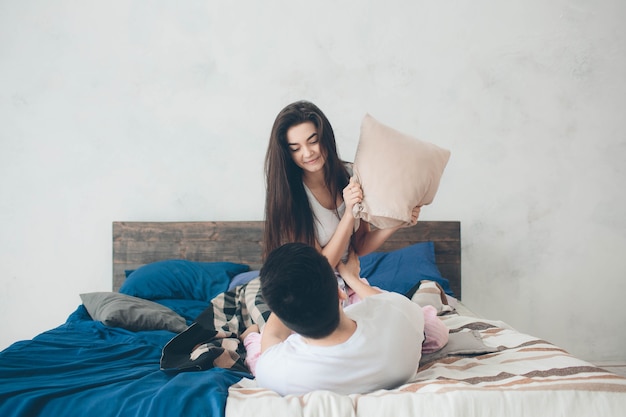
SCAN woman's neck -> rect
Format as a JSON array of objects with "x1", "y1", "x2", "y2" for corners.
[
  {"x1": 302, "y1": 170, "x2": 326, "y2": 190},
  {"x1": 302, "y1": 171, "x2": 341, "y2": 211}
]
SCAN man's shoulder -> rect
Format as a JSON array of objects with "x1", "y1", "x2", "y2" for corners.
[
  {"x1": 255, "y1": 338, "x2": 298, "y2": 383},
  {"x1": 365, "y1": 291, "x2": 414, "y2": 306},
  {"x1": 347, "y1": 292, "x2": 421, "y2": 318}
]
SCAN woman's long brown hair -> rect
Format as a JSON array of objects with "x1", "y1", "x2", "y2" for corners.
[{"x1": 263, "y1": 101, "x2": 350, "y2": 260}]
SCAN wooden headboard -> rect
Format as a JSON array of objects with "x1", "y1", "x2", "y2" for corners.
[{"x1": 113, "y1": 221, "x2": 462, "y2": 299}]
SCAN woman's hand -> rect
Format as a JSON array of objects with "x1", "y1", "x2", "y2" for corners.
[
  {"x1": 337, "y1": 250, "x2": 361, "y2": 284},
  {"x1": 408, "y1": 205, "x2": 421, "y2": 226},
  {"x1": 337, "y1": 251, "x2": 382, "y2": 299},
  {"x1": 342, "y1": 177, "x2": 363, "y2": 212}
]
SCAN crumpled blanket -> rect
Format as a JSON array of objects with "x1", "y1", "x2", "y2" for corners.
[{"x1": 160, "y1": 278, "x2": 270, "y2": 373}]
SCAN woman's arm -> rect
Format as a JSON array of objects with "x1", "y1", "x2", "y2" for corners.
[
  {"x1": 353, "y1": 206, "x2": 421, "y2": 256},
  {"x1": 260, "y1": 313, "x2": 292, "y2": 354},
  {"x1": 351, "y1": 222, "x2": 399, "y2": 257},
  {"x1": 318, "y1": 210, "x2": 357, "y2": 267},
  {"x1": 320, "y1": 178, "x2": 422, "y2": 265},
  {"x1": 317, "y1": 177, "x2": 363, "y2": 268},
  {"x1": 337, "y1": 251, "x2": 382, "y2": 299}
]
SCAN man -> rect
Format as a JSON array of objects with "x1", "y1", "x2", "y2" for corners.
[{"x1": 254, "y1": 243, "x2": 425, "y2": 396}]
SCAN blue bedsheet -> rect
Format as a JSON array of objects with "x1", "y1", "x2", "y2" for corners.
[{"x1": 0, "y1": 304, "x2": 250, "y2": 417}]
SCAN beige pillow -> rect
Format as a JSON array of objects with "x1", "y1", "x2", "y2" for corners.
[
  {"x1": 409, "y1": 280, "x2": 455, "y2": 315},
  {"x1": 352, "y1": 114, "x2": 450, "y2": 229}
]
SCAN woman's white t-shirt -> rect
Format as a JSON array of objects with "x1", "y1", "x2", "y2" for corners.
[{"x1": 303, "y1": 183, "x2": 345, "y2": 249}]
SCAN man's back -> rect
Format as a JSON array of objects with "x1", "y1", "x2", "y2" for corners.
[{"x1": 255, "y1": 292, "x2": 425, "y2": 396}]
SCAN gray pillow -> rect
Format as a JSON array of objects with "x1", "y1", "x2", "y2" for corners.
[
  {"x1": 80, "y1": 292, "x2": 188, "y2": 333},
  {"x1": 419, "y1": 330, "x2": 500, "y2": 366}
]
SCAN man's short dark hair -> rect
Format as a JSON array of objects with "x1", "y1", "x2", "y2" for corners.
[{"x1": 260, "y1": 243, "x2": 340, "y2": 338}]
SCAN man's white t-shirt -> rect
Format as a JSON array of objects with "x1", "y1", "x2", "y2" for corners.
[{"x1": 255, "y1": 292, "x2": 425, "y2": 396}]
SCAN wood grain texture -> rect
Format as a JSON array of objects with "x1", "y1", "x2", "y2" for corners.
[{"x1": 113, "y1": 221, "x2": 461, "y2": 298}]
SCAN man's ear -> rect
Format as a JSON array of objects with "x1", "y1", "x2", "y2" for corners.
[{"x1": 338, "y1": 287, "x2": 348, "y2": 302}]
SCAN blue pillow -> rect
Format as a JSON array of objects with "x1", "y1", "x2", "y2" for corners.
[
  {"x1": 119, "y1": 260, "x2": 249, "y2": 301},
  {"x1": 359, "y1": 242, "x2": 452, "y2": 296},
  {"x1": 227, "y1": 270, "x2": 260, "y2": 291}
]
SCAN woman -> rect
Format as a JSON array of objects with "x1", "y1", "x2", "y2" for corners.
[
  {"x1": 263, "y1": 100, "x2": 420, "y2": 267},
  {"x1": 241, "y1": 103, "x2": 434, "y2": 375}
]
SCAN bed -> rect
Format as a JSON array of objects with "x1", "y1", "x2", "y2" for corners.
[{"x1": 0, "y1": 221, "x2": 624, "y2": 417}]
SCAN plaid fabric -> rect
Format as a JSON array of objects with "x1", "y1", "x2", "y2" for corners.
[{"x1": 160, "y1": 278, "x2": 270, "y2": 373}]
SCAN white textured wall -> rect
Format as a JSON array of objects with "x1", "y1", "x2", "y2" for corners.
[{"x1": 1, "y1": 1, "x2": 625, "y2": 361}]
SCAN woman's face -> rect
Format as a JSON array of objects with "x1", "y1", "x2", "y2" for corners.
[{"x1": 286, "y1": 121, "x2": 326, "y2": 175}]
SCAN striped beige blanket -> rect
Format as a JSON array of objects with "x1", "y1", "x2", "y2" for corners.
[{"x1": 226, "y1": 310, "x2": 626, "y2": 417}]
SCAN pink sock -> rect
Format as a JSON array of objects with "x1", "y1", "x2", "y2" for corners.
[
  {"x1": 243, "y1": 332, "x2": 262, "y2": 375},
  {"x1": 421, "y1": 305, "x2": 449, "y2": 354}
]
